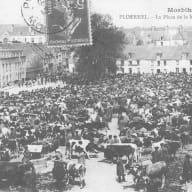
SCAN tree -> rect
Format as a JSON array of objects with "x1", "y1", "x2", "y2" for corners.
[{"x1": 75, "y1": 13, "x2": 126, "y2": 78}]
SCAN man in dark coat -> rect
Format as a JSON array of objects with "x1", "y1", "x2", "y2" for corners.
[
  {"x1": 116, "y1": 156, "x2": 125, "y2": 182},
  {"x1": 182, "y1": 154, "x2": 192, "y2": 183}
]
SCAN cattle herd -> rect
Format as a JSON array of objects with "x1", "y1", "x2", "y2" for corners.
[{"x1": 0, "y1": 73, "x2": 192, "y2": 191}]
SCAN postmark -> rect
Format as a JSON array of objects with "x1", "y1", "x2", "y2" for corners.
[{"x1": 21, "y1": 0, "x2": 47, "y2": 34}]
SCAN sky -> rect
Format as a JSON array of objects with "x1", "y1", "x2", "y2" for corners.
[{"x1": 1, "y1": 0, "x2": 192, "y2": 28}]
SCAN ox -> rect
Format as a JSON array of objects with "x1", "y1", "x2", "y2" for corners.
[
  {"x1": 145, "y1": 161, "x2": 167, "y2": 190},
  {"x1": 69, "y1": 139, "x2": 90, "y2": 158},
  {"x1": 67, "y1": 162, "x2": 86, "y2": 188}
]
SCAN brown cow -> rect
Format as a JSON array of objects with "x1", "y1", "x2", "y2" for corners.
[{"x1": 145, "y1": 161, "x2": 167, "y2": 190}]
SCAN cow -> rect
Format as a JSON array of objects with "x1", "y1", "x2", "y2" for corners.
[
  {"x1": 143, "y1": 137, "x2": 153, "y2": 148},
  {"x1": 124, "y1": 143, "x2": 141, "y2": 163},
  {"x1": 152, "y1": 139, "x2": 166, "y2": 151},
  {"x1": 67, "y1": 162, "x2": 86, "y2": 188},
  {"x1": 69, "y1": 139, "x2": 90, "y2": 158},
  {"x1": 145, "y1": 161, "x2": 167, "y2": 190},
  {"x1": 125, "y1": 160, "x2": 153, "y2": 185},
  {"x1": 166, "y1": 140, "x2": 181, "y2": 159}
]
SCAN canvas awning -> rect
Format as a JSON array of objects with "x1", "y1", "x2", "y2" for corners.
[{"x1": 28, "y1": 145, "x2": 43, "y2": 153}]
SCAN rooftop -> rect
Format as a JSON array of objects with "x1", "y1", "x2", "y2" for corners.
[
  {"x1": 123, "y1": 45, "x2": 192, "y2": 60},
  {"x1": 0, "y1": 24, "x2": 43, "y2": 37}
]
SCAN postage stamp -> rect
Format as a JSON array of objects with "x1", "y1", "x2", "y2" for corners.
[
  {"x1": 46, "y1": 0, "x2": 92, "y2": 47},
  {"x1": 21, "y1": 0, "x2": 92, "y2": 47}
]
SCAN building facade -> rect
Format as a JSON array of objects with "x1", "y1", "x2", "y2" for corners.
[
  {"x1": 0, "y1": 25, "x2": 46, "y2": 44},
  {"x1": 0, "y1": 47, "x2": 26, "y2": 87},
  {"x1": 43, "y1": 48, "x2": 76, "y2": 74},
  {"x1": 117, "y1": 45, "x2": 192, "y2": 74}
]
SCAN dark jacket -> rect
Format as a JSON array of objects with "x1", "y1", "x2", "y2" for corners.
[
  {"x1": 116, "y1": 159, "x2": 125, "y2": 176},
  {"x1": 183, "y1": 158, "x2": 192, "y2": 181}
]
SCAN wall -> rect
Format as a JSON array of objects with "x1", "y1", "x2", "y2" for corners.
[
  {"x1": 116, "y1": 59, "x2": 192, "y2": 74},
  {"x1": 0, "y1": 50, "x2": 26, "y2": 87}
]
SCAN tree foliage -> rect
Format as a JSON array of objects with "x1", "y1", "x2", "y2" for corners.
[{"x1": 75, "y1": 13, "x2": 127, "y2": 78}]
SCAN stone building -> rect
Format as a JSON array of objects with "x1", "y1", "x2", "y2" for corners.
[
  {"x1": 117, "y1": 45, "x2": 192, "y2": 74},
  {"x1": 0, "y1": 45, "x2": 26, "y2": 87}
]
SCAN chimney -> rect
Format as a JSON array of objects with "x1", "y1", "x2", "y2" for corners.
[{"x1": 11, "y1": 24, "x2": 14, "y2": 33}]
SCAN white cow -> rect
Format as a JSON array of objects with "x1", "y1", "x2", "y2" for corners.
[
  {"x1": 152, "y1": 139, "x2": 166, "y2": 151},
  {"x1": 69, "y1": 139, "x2": 90, "y2": 158},
  {"x1": 125, "y1": 143, "x2": 141, "y2": 163}
]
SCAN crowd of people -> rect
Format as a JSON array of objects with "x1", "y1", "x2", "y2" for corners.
[{"x1": 0, "y1": 72, "x2": 192, "y2": 190}]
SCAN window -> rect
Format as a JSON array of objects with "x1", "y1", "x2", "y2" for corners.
[
  {"x1": 160, "y1": 36, "x2": 163, "y2": 41},
  {"x1": 157, "y1": 61, "x2": 160, "y2": 66},
  {"x1": 176, "y1": 68, "x2": 179, "y2": 73},
  {"x1": 128, "y1": 53, "x2": 132, "y2": 58},
  {"x1": 161, "y1": 42, "x2": 163, "y2": 46},
  {"x1": 164, "y1": 60, "x2": 166, "y2": 66},
  {"x1": 129, "y1": 61, "x2": 132, "y2": 65},
  {"x1": 182, "y1": 52, "x2": 189, "y2": 60},
  {"x1": 190, "y1": 60, "x2": 192, "y2": 65},
  {"x1": 137, "y1": 60, "x2": 140, "y2": 65},
  {"x1": 156, "y1": 53, "x2": 162, "y2": 60}
]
